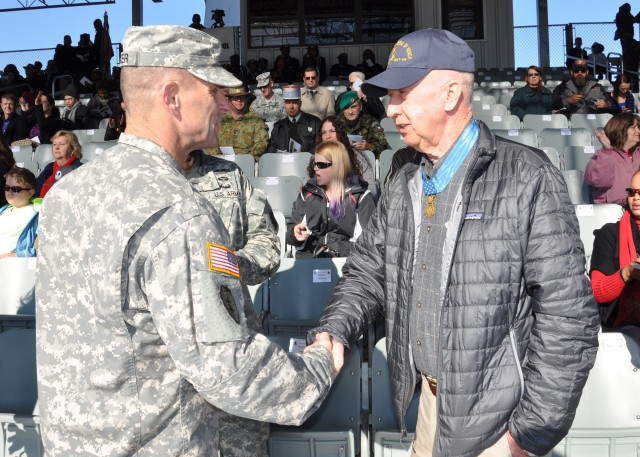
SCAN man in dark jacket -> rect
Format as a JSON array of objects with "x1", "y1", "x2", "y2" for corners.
[
  {"x1": 267, "y1": 85, "x2": 321, "y2": 153},
  {"x1": 0, "y1": 92, "x2": 28, "y2": 143},
  {"x1": 552, "y1": 59, "x2": 613, "y2": 116},
  {"x1": 308, "y1": 28, "x2": 599, "y2": 457}
]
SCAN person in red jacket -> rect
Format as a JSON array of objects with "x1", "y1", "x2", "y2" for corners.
[{"x1": 591, "y1": 168, "x2": 640, "y2": 328}]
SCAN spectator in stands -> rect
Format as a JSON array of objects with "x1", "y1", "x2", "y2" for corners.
[
  {"x1": 33, "y1": 92, "x2": 62, "y2": 145},
  {"x1": 60, "y1": 84, "x2": 93, "y2": 130},
  {"x1": 302, "y1": 45, "x2": 326, "y2": 81},
  {"x1": 611, "y1": 74, "x2": 635, "y2": 113},
  {"x1": 566, "y1": 37, "x2": 587, "y2": 69},
  {"x1": 509, "y1": 65, "x2": 553, "y2": 121},
  {"x1": 308, "y1": 28, "x2": 598, "y2": 457},
  {"x1": 43, "y1": 60, "x2": 61, "y2": 94},
  {"x1": 0, "y1": 136, "x2": 15, "y2": 207},
  {"x1": 86, "y1": 81, "x2": 114, "y2": 122},
  {"x1": 23, "y1": 63, "x2": 46, "y2": 93},
  {"x1": 317, "y1": 115, "x2": 376, "y2": 199},
  {"x1": 615, "y1": 3, "x2": 640, "y2": 58},
  {"x1": 585, "y1": 113, "x2": 640, "y2": 205},
  {"x1": 1, "y1": 64, "x2": 25, "y2": 93},
  {"x1": 36, "y1": 130, "x2": 82, "y2": 198},
  {"x1": 250, "y1": 72, "x2": 285, "y2": 122},
  {"x1": 329, "y1": 53, "x2": 355, "y2": 80},
  {"x1": 54, "y1": 35, "x2": 76, "y2": 75},
  {"x1": 278, "y1": 44, "x2": 301, "y2": 80},
  {"x1": 271, "y1": 55, "x2": 295, "y2": 84},
  {"x1": 208, "y1": 86, "x2": 269, "y2": 160},
  {"x1": 34, "y1": 92, "x2": 62, "y2": 144},
  {"x1": 338, "y1": 90, "x2": 389, "y2": 157},
  {"x1": 0, "y1": 92, "x2": 28, "y2": 144},
  {"x1": 552, "y1": 59, "x2": 613, "y2": 115},
  {"x1": 587, "y1": 42, "x2": 607, "y2": 80},
  {"x1": 225, "y1": 54, "x2": 250, "y2": 86},
  {"x1": 590, "y1": 168, "x2": 640, "y2": 328},
  {"x1": 182, "y1": 148, "x2": 280, "y2": 457},
  {"x1": 246, "y1": 59, "x2": 259, "y2": 86},
  {"x1": 36, "y1": 25, "x2": 336, "y2": 456},
  {"x1": 358, "y1": 49, "x2": 384, "y2": 79},
  {"x1": 18, "y1": 91, "x2": 38, "y2": 137},
  {"x1": 74, "y1": 33, "x2": 97, "y2": 85},
  {"x1": 335, "y1": 71, "x2": 386, "y2": 121},
  {"x1": 104, "y1": 98, "x2": 125, "y2": 141},
  {"x1": 287, "y1": 140, "x2": 375, "y2": 258},
  {"x1": 267, "y1": 85, "x2": 321, "y2": 154},
  {"x1": 301, "y1": 67, "x2": 335, "y2": 120},
  {"x1": 0, "y1": 167, "x2": 40, "y2": 258},
  {"x1": 258, "y1": 57, "x2": 269, "y2": 74},
  {"x1": 188, "y1": 13, "x2": 205, "y2": 30}
]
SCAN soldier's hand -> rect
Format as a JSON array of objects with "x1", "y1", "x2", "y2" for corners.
[{"x1": 305, "y1": 332, "x2": 344, "y2": 372}]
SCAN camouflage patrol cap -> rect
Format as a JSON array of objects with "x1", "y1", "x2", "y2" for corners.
[{"x1": 120, "y1": 25, "x2": 241, "y2": 88}]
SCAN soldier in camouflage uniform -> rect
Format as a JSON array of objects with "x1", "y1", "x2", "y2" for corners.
[
  {"x1": 183, "y1": 149, "x2": 279, "y2": 457},
  {"x1": 36, "y1": 25, "x2": 338, "y2": 457},
  {"x1": 207, "y1": 86, "x2": 269, "y2": 160},
  {"x1": 250, "y1": 72, "x2": 286, "y2": 122},
  {"x1": 338, "y1": 90, "x2": 389, "y2": 157}
]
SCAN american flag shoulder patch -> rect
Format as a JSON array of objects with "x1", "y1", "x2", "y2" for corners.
[{"x1": 207, "y1": 243, "x2": 240, "y2": 278}]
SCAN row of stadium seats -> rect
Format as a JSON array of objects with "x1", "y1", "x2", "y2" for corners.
[{"x1": 2, "y1": 237, "x2": 639, "y2": 456}]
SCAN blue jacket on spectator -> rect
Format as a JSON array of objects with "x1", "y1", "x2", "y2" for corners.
[{"x1": 0, "y1": 198, "x2": 41, "y2": 257}]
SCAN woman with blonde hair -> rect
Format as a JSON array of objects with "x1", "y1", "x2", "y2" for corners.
[
  {"x1": 36, "y1": 130, "x2": 83, "y2": 198},
  {"x1": 287, "y1": 140, "x2": 375, "y2": 258}
]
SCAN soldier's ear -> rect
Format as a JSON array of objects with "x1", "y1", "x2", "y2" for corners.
[{"x1": 162, "y1": 81, "x2": 180, "y2": 113}]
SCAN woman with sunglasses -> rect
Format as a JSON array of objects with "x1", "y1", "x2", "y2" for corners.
[
  {"x1": 585, "y1": 113, "x2": 640, "y2": 205},
  {"x1": 0, "y1": 167, "x2": 41, "y2": 258},
  {"x1": 590, "y1": 169, "x2": 640, "y2": 329},
  {"x1": 287, "y1": 140, "x2": 375, "y2": 258},
  {"x1": 509, "y1": 65, "x2": 553, "y2": 121}
]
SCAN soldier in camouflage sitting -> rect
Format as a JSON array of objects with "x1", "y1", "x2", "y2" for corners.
[
  {"x1": 338, "y1": 90, "x2": 389, "y2": 157},
  {"x1": 183, "y1": 149, "x2": 280, "y2": 457},
  {"x1": 208, "y1": 85, "x2": 269, "y2": 160},
  {"x1": 250, "y1": 71, "x2": 286, "y2": 122}
]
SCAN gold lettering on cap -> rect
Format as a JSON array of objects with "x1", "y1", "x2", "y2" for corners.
[{"x1": 388, "y1": 40, "x2": 413, "y2": 63}]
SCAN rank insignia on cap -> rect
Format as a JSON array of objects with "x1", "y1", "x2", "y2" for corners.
[{"x1": 207, "y1": 243, "x2": 240, "y2": 278}]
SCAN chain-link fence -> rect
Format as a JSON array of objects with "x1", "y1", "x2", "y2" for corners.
[{"x1": 515, "y1": 22, "x2": 627, "y2": 70}]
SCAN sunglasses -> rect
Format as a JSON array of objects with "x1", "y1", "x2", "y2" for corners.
[
  {"x1": 313, "y1": 161, "x2": 332, "y2": 169},
  {"x1": 527, "y1": 72, "x2": 540, "y2": 77},
  {"x1": 626, "y1": 188, "x2": 640, "y2": 197},
  {"x1": 4, "y1": 185, "x2": 32, "y2": 193},
  {"x1": 305, "y1": 76, "x2": 318, "y2": 80},
  {"x1": 573, "y1": 68, "x2": 588, "y2": 74},
  {"x1": 227, "y1": 96, "x2": 246, "y2": 101}
]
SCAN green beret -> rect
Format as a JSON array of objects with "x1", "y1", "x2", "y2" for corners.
[{"x1": 339, "y1": 90, "x2": 360, "y2": 111}]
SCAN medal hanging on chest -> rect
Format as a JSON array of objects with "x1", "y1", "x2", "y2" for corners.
[{"x1": 425, "y1": 194, "x2": 436, "y2": 218}]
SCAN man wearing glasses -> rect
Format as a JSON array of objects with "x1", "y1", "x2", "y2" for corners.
[
  {"x1": 553, "y1": 59, "x2": 613, "y2": 115},
  {"x1": 301, "y1": 67, "x2": 335, "y2": 119}
]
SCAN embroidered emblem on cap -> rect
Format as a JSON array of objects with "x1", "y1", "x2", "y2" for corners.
[
  {"x1": 207, "y1": 243, "x2": 240, "y2": 278},
  {"x1": 388, "y1": 40, "x2": 413, "y2": 63}
]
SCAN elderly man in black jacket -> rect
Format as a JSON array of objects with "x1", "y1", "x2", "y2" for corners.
[
  {"x1": 0, "y1": 92, "x2": 28, "y2": 143},
  {"x1": 309, "y1": 28, "x2": 599, "y2": 457}
]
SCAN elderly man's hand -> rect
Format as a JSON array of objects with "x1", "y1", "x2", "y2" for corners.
[{"x1": 304, "y1": 332, "x2": 345, "y2": 372}]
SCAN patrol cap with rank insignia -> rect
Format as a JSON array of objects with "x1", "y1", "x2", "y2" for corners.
[
  {"x1": 362, "y1": 28, "x2": 475, "y2": 98},
  {"x1": 120, "y1": 25, "x2": 241, "y2": 88}
]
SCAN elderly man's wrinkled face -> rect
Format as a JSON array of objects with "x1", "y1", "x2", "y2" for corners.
[
  {"x1": 284, "y1": 99, "x2": 301, "y2": 117},
  {"x1": 343, "y1": 100, "x2": 362, "y2": 122},
  {"x1": 1, "y1": 97, "x2": 14, "y2": 117},
  {"x1": 386, "y1": 71, "x2": 453, "y2": 154}
]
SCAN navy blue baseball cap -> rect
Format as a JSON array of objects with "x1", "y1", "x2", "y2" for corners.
[{"x1": 361, "y1": 29, "x2": 475, "y2": 98}]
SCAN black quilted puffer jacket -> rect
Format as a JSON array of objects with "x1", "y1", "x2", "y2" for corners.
[{"x1": 311, "y1": 122, "x2": 600, "y2": 456}]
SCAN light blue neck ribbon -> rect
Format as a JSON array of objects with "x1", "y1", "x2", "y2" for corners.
[{"x1": 421, "y1": 118, "x2": 479, "y2": 196}]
